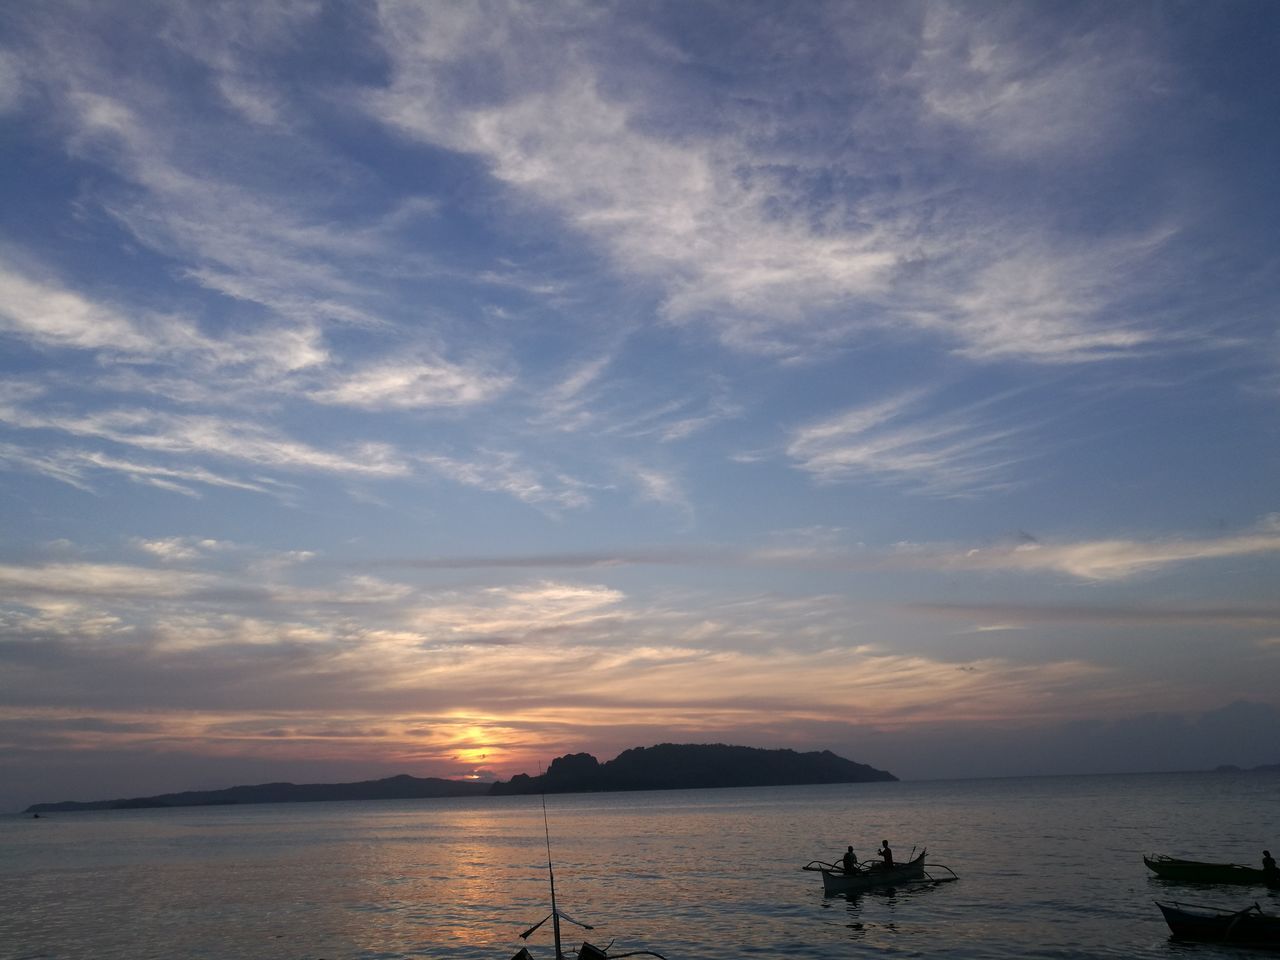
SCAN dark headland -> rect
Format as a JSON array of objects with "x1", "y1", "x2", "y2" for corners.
[
  {"x1": 490, "y1": 743, "x2": 896, "y2": 794},
  {"x1": 23, "y1": 743, "x2": 895, "y2": 813}
]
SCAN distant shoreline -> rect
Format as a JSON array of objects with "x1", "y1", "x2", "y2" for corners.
[
  {"x1": 19, "y1": 757, "x2": 1277, "y2": 816},
  {"x1": 23, "y1": 742, "x2": 895, "y2": 813}
]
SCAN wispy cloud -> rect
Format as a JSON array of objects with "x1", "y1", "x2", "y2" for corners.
[
  {"x1": 0, "y1": 561, "x2": 220, "y2": 600},
  {"x1": 786, "y1": 389, "x2": 1026, "y2": 495},
  {"x1": 920, "y1": 521, "x2": 1280, "y2": 581},
  {"x1": 914, "y1": 234, "x2": 1168, "y2": 363},
  {"x1": 0, "y1": 261, "x2": 162, "y2": 355},
  {"x1": 308, "y1": 355, "x2": 513, "y2": 410},
  {"x1": 0, "y1": 442, "x2": 283, "y2": 497},
  {"x1": 373, "y1": 518, "x2": 1280, "y2": 584},
  {"x1": 915, "y1": 2, "x2": 1165, "y2": 159},
  {"x1": 131, "y1": 537, "x2": 234, "y2": 563},
  {"x1": 531, "y1": 355, "x2": 615, "y2": 433},
  {"x1": 418, "y1": 450, "x2": 591, "y2": 511},
  {"x1": 908, "y1": 601, "x2": 1280, "y2": 630},
  {"x1": 0, "y1": 402, "x2": 409, "y2": 479},
  {"x1": 365, "y1": 3, "x2": 1184, "y2": 366},
  {"x1": 403, "y1": 581, "x2": 627, "y2": 644},
  {"x1": 629, "y1": 465, "x2": 692, "y2": 519}
]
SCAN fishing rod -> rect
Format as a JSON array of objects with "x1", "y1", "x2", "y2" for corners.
[
  {"x1": 517, "y1": 773, "x2": 667, "y2": 960},
  {"x1": 518, "y1": 772, "x2": 593, "y2": 959},
  {"x1": 543, "y1": 788, "x2": 564, "y2": 960}
]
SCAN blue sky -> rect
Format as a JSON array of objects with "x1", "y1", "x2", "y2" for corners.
[{"x1": 2, "y1": 1, "x2": 1278, "y2": 812}]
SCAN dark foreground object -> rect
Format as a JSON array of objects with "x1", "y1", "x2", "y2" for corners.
[
  {"x1": 515, "y1": 794, "x2": 668, "y2": 960},
  {"x1": 1145, "y1": 855, "x2": 1279, "y2": 887},
  {"x1": 1156, "y1": 900, "x2": 1280, "y2": 948},
  {"x1": 512, "y1": 943, "x2": 665, "y2": 960}
]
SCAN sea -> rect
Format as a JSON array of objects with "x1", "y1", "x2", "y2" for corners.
[{"x1": 1, "y1": 771, "x2": 1277, "y2": 960}]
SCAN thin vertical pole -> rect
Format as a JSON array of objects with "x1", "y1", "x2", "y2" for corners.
[{"x1": 542, "y1": 789, "x2": 564, "y2": 960}]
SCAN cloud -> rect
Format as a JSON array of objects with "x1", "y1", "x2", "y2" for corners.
[
  {"x1": 403, "y1": 581, "x2": 627, "y2": 644},
  {"x1": 0, "y1": 262, "x2": 159, "y2": 354},
  {"x1": 6, "y1": 13, "x2": 464, "y2": 404},
  {"x1": 530, "y1": 355, "x2": 615, "y2": 432},
  {"x1": 0, "y1": 442, "x2": 283, "y2": 497},
  {"x1": 0, "y1": 49, "x2": 24, "y2": 115},
  {"x1": 916, "y1": 521, "x2": 1280, "y2": 581},
  {"x1": 372, "y1": 518, "x2": 1280, "y2": 584},
  {"x1": 308, "y1": 355, "x2": 513, "y2": 410},
  {"x1": 0, "y1": 561, "x2": 219, "y2": 600},
  {"x1": 0, "y1": 623, "x2": 1130, "y2": 766},
  {"x1": 131, "y1": 538, "x2": 233, "y2": 562},
  {"x1": 370, "y1": 35, "x2": 899, "y2": 356},
  {"x1": 915, "y1": 234, "x2": 1168, "y2": 363},
  {"x1": 908, "y1": 601, "x2": 1280, "y2": 630},
  {"x1": 418, "y1": 450, "x2": 590, "y2": 510},
  {"x1": 785, "y1": 389, "x2": 1027, "y2": 495},
  {"x1": 915, "y1": 2, "x2": 1165, "y2": 159},
  {"x1": 0, "y1": 402, "x2": 409, "y2": 479},
  {"x1": 365, "y1": 3, "x2": 1184, "y2": 366},
  {"x1": 55, "y1": 81, "x2": 388, "y2": 344},
  {"x1": 629, "y1": 466, "x2": 690, "y2": 515}
]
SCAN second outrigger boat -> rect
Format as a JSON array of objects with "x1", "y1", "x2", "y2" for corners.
[{"x1": 1145, "y1": 854, "x2": 1279, "y2": 887}]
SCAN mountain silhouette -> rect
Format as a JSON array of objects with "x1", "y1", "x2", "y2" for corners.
[{"x1": 489, "y1": 743, "x2": 896, "y2": 795}]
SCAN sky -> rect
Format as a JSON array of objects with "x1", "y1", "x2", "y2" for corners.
[{"x1": 2, "y1": 0, "x2": 1279, "y2": 813}]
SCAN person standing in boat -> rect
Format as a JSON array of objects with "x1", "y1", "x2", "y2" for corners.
[
  {"x1": 877, "y1": 840, "x2": 894, "y2": 868},
  {"x1": 840, "y1": 845, "x2": 859, "y2": 874},
  {"x1": 1264, "y1": 849, "x2": 1277, "y2": 882}
]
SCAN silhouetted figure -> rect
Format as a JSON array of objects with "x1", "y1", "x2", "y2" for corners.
[
  {"x1": 841, "y1": 845, "x2": 859, "y2": 873},
  {"x1": 877, "y1": 840, "x2": 894, "y2": 868},
  {"x1": 1264, "y1": 849, "x2": 1277, "y2": 882},
  {"x1": 31, "y1": 813, "x2": 39, "y2": 819}
]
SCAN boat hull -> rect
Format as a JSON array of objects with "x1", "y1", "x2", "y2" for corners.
[
  {"x1": 1156, "y1": 901, "x2": 1280, "y2": 947},
  {"x1": 1145, "y1": 855, "x2": 1278, "y2": 886},
  {"x1": 818, "y1": 851, "x2": 927, "y2": 894}
]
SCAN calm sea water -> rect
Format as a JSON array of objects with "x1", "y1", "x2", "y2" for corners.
[{"x1": 1, "y1": 772, "x2": 1277, "y2": 960}]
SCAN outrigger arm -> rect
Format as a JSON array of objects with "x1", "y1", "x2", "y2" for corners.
[{"x1": 520, "y1": 909, "x2": 594, "y2": 941}]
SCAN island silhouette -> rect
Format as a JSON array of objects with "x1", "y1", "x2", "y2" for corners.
[
  {"x1": 490, "y1": 743, "x2": 896, "y2": 794},
  {"x1": 24, "y1": 773, "x2": 489, "y2": 813},
  {"x1": 23, "y1": 742, "x2": 895, "y2": 813}
]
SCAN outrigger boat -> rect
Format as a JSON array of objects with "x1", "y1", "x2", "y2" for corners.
[
  {"x1": 1155, "y1": 900, "x2": 1280, "y2": 947},
  {"x1": 510, "y1": 795, "x2": 668, "y2": 960},
  {"x1": 1145, "y1": 854, "x2": 1279, "y2": 887},
  {"x1": 802, "y1": 848, "x2": 957, "y2": 895}
]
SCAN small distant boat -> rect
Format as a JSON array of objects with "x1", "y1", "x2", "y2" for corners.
[
  {"x1": 803, "y1": 849, "x2": 946, "y2": 894},
  {"x1": 1145, "y1": 855, "x2": 1279, "y2": 887},
  {"x1": 1155, "y1": 900, "x2": 1280, "y2": 947}
]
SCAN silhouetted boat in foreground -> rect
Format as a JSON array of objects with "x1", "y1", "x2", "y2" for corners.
[
  {"x1": 1145, "y1": 855, "x2": 1279, "y2": 887},
  {"x1": 510, "y1": 796, "x2": 668, "y2": 960},
  {"x1": 1155, "y1": 900, "x2": 1280, "y2": 947},
  {"x1": 802, "y1": 849, "x2": 956, "y2": 894}
]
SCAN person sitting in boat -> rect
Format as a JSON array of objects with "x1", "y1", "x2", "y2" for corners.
[
  {"x1": 1264, "y1": 850, "x2": 1277, "y2": 881},
  {"x1": 840, "y1": 845, "x2": 860, "y2": 874},
  {"x1": 877, "y1": 840, "x2": 894, "y2": 868}
]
